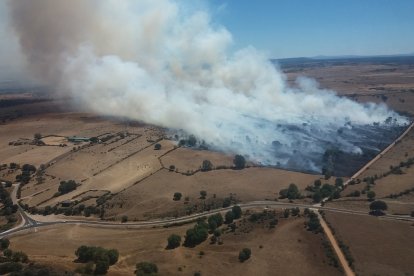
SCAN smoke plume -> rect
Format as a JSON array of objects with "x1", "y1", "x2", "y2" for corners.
[{"x1": 5, "y1": 0, "x2": 409, "y2": 173}]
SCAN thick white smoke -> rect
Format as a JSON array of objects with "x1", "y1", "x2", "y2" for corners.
[{"x1": 5, "y1": 0, "x2": 409, "y2": 172}]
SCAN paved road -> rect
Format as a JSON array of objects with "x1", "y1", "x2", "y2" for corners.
[{"x1": 1, "y1": 200, "x2": 412, "y2": 239}]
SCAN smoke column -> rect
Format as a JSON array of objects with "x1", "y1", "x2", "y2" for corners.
[{"x1": 5, "y1": 0, "x2": 408, "y2": 172}]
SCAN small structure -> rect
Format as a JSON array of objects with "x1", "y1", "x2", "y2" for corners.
[{"x1": 66, "y1": 136, "x2": 90, "y2": 143}]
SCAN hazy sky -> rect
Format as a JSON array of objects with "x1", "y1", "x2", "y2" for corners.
[{"x1": 208, "y1": 0, "x2": 414, "y2": 58}]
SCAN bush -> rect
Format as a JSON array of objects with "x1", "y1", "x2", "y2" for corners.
[
  {"x1": 233, "y1": 155, "x2": 246, "y2": 169},
  {"x1": 136, "y1": 262, "x2": 158, "y2": 276},
  {"x1": 167, "y1": 234, "x2": 181, "y2": 249},
  {"x1": 238, "y1": 248, "x2": 251, "y2": 262}
]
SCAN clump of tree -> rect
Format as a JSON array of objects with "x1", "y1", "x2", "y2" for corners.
[
  {"x1": 369, "y1": 200, "x2": 387, "y2": 216},
  {"x1": 201, "y1": 160, "x2": 213, "y2": 172},
  {"x1": 173, "y1": 192, "x2": 182, "y2": 201},
  {"x1": 238, "y1": 248, "x2": 251, "y2": 262},
  {"x1": 167, "y1": 234, "x2": 181, "y2": 249},
  {"x1": 135, "y1": 262, "x2": 158, "y2": 276},
  {"x1": 184, "y1": 219, "x2": 209, "y2": 247},
  {"x1": 57, "y1": 180, "x2": 78, "y2": 195},
  {"x1": 279, "y1": 183, "x2": 301, "y2": 200},
  {"x1": 15, "y1": 164, "x2": 36, "y2": 184},
  {"x1": 233, "y1": 155, "x2": 246, "y2": 170},
  {"x1": 75, "y1": 245, "x2": 119, "y2": 275}
]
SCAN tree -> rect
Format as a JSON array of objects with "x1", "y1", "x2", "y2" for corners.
[
  {"x1": 369, "y1": 200, "x2": 387, "y2": 213},
  {"x1": 173, "y1": 192, "x2": 182, "y2": 201},
  {"x1": 3, "y1": 248, "x2": 12, "y2": 258},
  {"x1": 107, "y1": 249, "x2": 119, "y2": 265},
  {"x1": 11, "y1": 251, "x2": 28, "y2": 263},
  {"x1": 0, "y1": 238, "x2": 10, "y2": 250},
  {"x1": 283, "y1": 209, "x2": 290, "y2": 218},
  {"x1": 199, "y1": 190, "x2": 207, "y2": 199},
  {"x1": 208, "y1": 213, "x2": 223, "y2": 230},
  {"x1": 367, "y1": 191, "x2": 376, "y2": 201},
  {"x1": 154, "y1": 143, "x2": 161, "y2": 150},
  {"x1": 233, "y1": 155, "x2": 246, "y2": 169},
  {"x1": 291, "y1": 207, "x2": 300, "y2": 216},
  {"x1": 90, "y1": 137, "x2": 99, "y2": 143},
  {"x1": 34, "y1": 133, "x2": 42, "y2": 140},
  {"x1": 58, "y1": 180, "x2": 77, "y2": 194},
  {"x1": 201, "y1": 160, "x2": 213, "y2": 172},
  {"x1": 286, "y1": 183, "x2": 300, "y2": 200},
  {"x1": 184, "y1": 222, "x2": 209, "y2": 247},
  {"x1": 314, "y1": 179, "x2": 322, "y2": 187},
  {"x1": 313, "y1": 191, "x2": 322, "y2": 203},
  {"x1": 136, "y1": 262, "x2": 158, "y2": 276},
  {"x1": 121, "y1": 215, "x2": 128, "y2": 223},
  {"x1": 232, "y1": 205, "x2": 242, "y2": 219},
  {"x1": 167, "y1": 234, "x2": 181, "y2": 249},
  {"x1": 95, "y1": 259, "x2": 110, "y2": 275},
  {"x1": 238, "y1": 248, "x2": 251, "y2": 262},
  {"x1": 335, "y1": 178, "x2": 344, "y2": 188},
  {"x1": 225, "y1": 211, "x2": 234, "y2": 224}
]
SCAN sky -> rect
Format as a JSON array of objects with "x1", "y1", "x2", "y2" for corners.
[{"x1": 208, "y1": 0, "x2": 414, "y2": 58}]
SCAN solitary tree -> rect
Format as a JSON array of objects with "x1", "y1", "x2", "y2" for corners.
[
  {"x1": 201, "y1": 160, "x2": 213, "y2": 171},
  {"x1": 233, "y1": 155, "x2": 246, "y2": 169},
  {"x1": 238, "y1": 248, "x2": 252, "y2": 262},
  {"x1": 173, "y1": 192, "x2": 182, "y2": 201},
  {"x1": 167, "y1": 234, "x2": 181, "y2": 249},
  {"x1": 154, "y1": 143, "x2": 162, "y2": 150},
  {"x1": 369, "y1": 200, "x2": 387, "y2": 212},
  {"x1": 200, "y1": 190, "x2": 207, "y2": 199}
]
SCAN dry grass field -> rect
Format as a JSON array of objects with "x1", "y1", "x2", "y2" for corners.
[
  {"x1": 324, "y1": 212, "x2": 414, "y2": 276},
  {"x1": 9, "y1": 214, "x2": 341, "y2": 276}
]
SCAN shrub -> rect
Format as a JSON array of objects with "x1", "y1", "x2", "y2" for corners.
[{"x1": 238, "y1": 248, "x2": 251, "y2": 262}]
